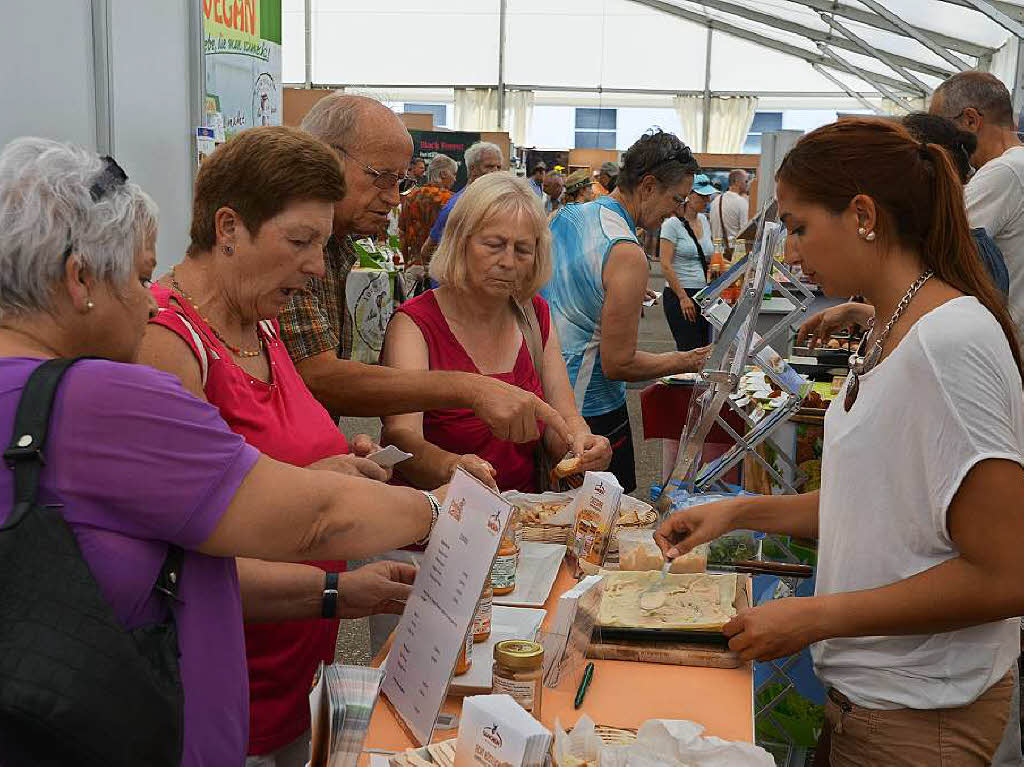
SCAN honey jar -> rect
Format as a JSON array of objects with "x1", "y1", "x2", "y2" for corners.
[
  {"x1": 492, "y1": 639, "x2": 544, "y2": 719},
  {"x1": 472, "y1": 578, "x2": 493, "y2": 642}
]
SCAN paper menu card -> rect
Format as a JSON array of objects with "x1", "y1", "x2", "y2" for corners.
[
  {"x1": 541, "y1": 575, "x2": 604, "y2": 688},
  {"x1": 381, "y1": 468, "x2": 513, "y2": 746}
]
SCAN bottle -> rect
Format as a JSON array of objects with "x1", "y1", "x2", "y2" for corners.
[
  {"x1": 492, "y1": 640, "x2": 545, "y2": 719},
  {"x1": 491, "y1": 524, "x2": 519, "y2": 596},
  {"x1": 472, "y1": 578, "x2": 493, "y2": 643},
  {"x1": 454, "y1": 627, "x2": 473, "y2": 676},
  {"x1": 708, "y1": 239, "x2": 726, "y2": 283}
]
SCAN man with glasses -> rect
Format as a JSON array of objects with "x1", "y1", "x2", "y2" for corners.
[
  {"x1": 542, "y1": 129, "x2": 712, "y2": 492},
  {"x1": 278, "y1": 94, "x2": 570, "y2": 447},
  {"x1": 931, "y1": 71, "x2": 1024, "y2": 344}
]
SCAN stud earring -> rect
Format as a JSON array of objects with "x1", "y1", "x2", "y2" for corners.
[
  {"x1": 865, "y1": 231, "x2": 876, "y2": 242},
  {"x1": 86, "y1": 300, "x2": 95, "y2": 311},
  {"x1": 857, "y1": 227, "x2": 866, "y2": 237},
  {"x1": 223, "y1": 244, "x2": 234, "y2": 255}
]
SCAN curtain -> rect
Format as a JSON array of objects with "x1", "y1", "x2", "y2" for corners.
[
  {"x1": 706, "y1": 96, "x2": 758, "y2": 154},
  {"x1": 503, "y1": 89, "x2": 534, "y2": 147},
  {"x1": 454, "y1": 88, "x2": 499, "y2": 132},
  {"x1": 673, "y1": 95, "x2": 704, "y2": 151}
]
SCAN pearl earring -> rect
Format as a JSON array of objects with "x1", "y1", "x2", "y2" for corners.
[
  {"x1": 857, "y1": 227, "x2": 866, "y2": 236},
  {"x1": 865, "y1": 231, "x2": 876, "y2": 242},
  {"x1": 86, "y1": 300, "x2": 95, "y2": 311}
]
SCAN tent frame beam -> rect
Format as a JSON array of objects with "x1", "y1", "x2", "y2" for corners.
[
  {"x1": 956, "y1": 0, "x2": 1024, "y2": 39},
  {"x1": 817, "y1": 45, "x2": 916, "y2": 113},
  {"x1": 818, "y1": 13, "x2": 932, "y2": 95},
  {"x1": 626, "y1": 0, "x2": 920, "y2": 95},
  {"x1": 856, "y1": 0, "x2": 971, "y2": 73},
  {"x1": 314, "y1": 83, "x2": 886, "y2": 99},
  {"x1": 673, "y1": 0, "x2": 956, "y2": 79},
  {"x1": 810, "y1": 64, "x2": 884, "y2": 114},
  {"x1": 783, "y1": 0, "x2": 992, "y2": 59}
]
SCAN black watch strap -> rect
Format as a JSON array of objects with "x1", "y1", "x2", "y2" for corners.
[{"x1": 321, "y1": 571, "x2": 340, "y2": 619}]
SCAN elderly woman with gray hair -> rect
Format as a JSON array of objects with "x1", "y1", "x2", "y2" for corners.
[
  {"x1": 0, "y1": 137, "x2": 440, "y2": 765},
  {"x1": 382, "y1": 172, "x2": 612, "y2": 491}
]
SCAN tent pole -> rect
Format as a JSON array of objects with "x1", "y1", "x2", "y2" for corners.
[
  {"x1": 702, "y1": 25, "x2": 712, "y2": 153},
  {"x1": 497, "y1": 0, "x2": 507, "y2": 130}
]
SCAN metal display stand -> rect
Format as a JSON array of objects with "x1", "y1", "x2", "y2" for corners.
[{"x1": 655, "y1": 203, "x2": 815, "y2": 512}]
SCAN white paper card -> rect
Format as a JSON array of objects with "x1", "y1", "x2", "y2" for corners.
[
  {"x1": 367, "y1": 445, "x2": 413, "y2": 468},
  {"x1": 381, "y1": 469, "x2": 513, "y2": 746}
]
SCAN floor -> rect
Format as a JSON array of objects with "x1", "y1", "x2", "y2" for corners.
[{"x1": 334, "y1": 270, "x2": 675, "y2": 664}]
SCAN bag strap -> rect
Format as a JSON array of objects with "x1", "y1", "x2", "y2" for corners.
[
  {"x1": 680, "y1": 216, "x2": 708, "y2": 276},
  {"x1": 0, "y1": 357, "x2": 185, "y2": 603},
  {"x1": 1, "y1": 358, "x2": 83, "y2": 530},
  {"x1": 510, "y1": 298, "x2": 544, "y2": 379},
  {"x1": 717, "y1": 194, "x2": 730, "y2": 253}
]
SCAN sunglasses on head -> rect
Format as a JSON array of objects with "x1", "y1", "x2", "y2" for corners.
[{"x1": 63, "y1": 156, "x2": 129, "y2": 263}]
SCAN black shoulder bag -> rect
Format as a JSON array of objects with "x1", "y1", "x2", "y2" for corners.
[{"x1": 0, "y1": 358, "x2": 184, "y2": 766}]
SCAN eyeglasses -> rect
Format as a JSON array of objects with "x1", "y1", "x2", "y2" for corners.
[
  {"x1": 672, "y1": 194, "x2": 688, "y2": 208},
  {"x1": 63, "y1": 155, "x2": 129, "y2": 262},
  {"x1": 332, "y1": 145, "x2": 409, "y2": 190}
]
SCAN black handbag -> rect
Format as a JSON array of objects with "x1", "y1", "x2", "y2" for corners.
[{"x1": 0, "y1": 358, "x2": 184, "y2": 766}]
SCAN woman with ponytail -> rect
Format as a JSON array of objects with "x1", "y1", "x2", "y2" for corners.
[{"x1": 655, "y1": 118, "x2": 1024, "y2": 765}]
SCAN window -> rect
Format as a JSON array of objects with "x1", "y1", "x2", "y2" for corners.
[
  {"x1": 403, "y1": 103, "x2": 449, "y2": 128},
  {"x1": 742, "y1": 112, "x2": 783, "y2": 154},
  {"x1": 575, "y1": 108, "x2": 616, "y2": 150}
]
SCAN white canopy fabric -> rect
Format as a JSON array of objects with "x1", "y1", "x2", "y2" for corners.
[{"x1": 283, "y1": 0, "x2": 1022, "y2": 98}]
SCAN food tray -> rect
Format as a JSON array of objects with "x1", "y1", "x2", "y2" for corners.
[
  {"x1": 791, "y1": 346, "x2": 850, "y2": 366},
  {"x1": 491, "y1": 542, "x2": 563, "y2": 608},
  {"x1": 520, "y1": 498, "x2": 656, "y2": 549},
  {"x1": 595, "y1": 573, "x2": 751, "y2": 641}
]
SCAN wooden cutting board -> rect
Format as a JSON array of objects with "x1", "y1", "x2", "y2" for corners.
[{"x1": 587, "y1": 637, "x2": 741, "y2": 668}]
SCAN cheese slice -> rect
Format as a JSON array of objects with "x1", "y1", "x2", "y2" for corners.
[{"x1": 598, "y1": 571, "x2": 738, "y2": 631}]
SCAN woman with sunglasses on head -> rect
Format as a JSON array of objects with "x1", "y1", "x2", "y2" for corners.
[
  {"x1": 0, "y1": 136, "x2": 440, "y2": 766},
  {"x1": 544, "y1": 130, "x2": 712, "y2": 492},
  {"x1": 655, "y1": 118, "x2": 1024, "y2": 765}
]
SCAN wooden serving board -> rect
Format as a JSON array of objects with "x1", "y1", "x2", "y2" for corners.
[{"x1": 587, "y1": 637, "x2": 741, "y2": 668}]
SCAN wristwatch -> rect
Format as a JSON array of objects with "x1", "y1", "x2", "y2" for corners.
[{"x1": 321, "y1": 571, "x2": 340, "y2": 619}]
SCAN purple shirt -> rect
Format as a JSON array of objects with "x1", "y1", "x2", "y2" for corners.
[{"x1": 0, "y1": 358, "x2": 259, "y2": 766}]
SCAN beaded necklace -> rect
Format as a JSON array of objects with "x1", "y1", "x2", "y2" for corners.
[{"x1": 170, "y1": 266, "x2": 263, "y2": 358}]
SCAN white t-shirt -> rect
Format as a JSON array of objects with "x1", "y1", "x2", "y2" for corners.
[
  {"x1": 709, "y1": 191, "x2": 748, "y2": 242},
  {"x1": 812, "y1": 296, "x2": 1024, "y2": 710},
  {"x1": 965, "y1": 145, "x2": 1024, "y2": 342}
]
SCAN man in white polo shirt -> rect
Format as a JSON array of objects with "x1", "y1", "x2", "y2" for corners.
[{"x1": 931, "y1": 71, "x2": 1024, "y2": 343}]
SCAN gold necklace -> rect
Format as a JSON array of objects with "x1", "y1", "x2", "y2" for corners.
[{"x1": 169, "y1": 266, "x2": 262, "y2": 358}]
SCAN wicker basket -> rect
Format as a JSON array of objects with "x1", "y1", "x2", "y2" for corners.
[{"x1": 520, "y1": 499, "x2": 656, "y2": 550}]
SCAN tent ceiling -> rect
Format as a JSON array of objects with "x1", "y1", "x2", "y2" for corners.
[{"x1": 282, "y1": 0, "x2": 1021, "y2": 103}]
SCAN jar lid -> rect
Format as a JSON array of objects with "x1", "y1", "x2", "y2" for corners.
[{"x1": 494, "y1": 639, "x2": 544, "y2": 669}]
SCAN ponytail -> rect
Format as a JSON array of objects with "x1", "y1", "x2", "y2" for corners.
[
  {"x1": 921, "y1": 141, "x2": 1023, "y2": 379},
  {"x1": 778, "y1": 117, "x2": 1023, "y2": 385}
]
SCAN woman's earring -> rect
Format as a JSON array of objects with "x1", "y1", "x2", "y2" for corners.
[
  {"x1": 223, "y1": 244, "x2": 234, "y2": 256},
  {"x1": 865, "y1": 231, "x2": 876, "y2": 242},
  {"x1": 857, "y1": 227, "x2": 866, "y2": 237},
  {"x1": 86, "y1": 299, "x2": 95, "y2": 311}
]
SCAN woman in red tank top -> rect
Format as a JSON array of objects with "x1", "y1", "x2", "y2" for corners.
[
  {"x1": 138, "y1": 128, "x2": 422, "y2": 766},
  {"x1": 382, "y1": 172, "x2": 612, "y2": 492}
]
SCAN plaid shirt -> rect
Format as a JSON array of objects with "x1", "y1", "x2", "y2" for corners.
[
  {"x1": 279, "y1": 234, "x2": 358, "y2": 363},
  {"x1": 398, "y1": 184, "x2": 453, "y2": 261}
]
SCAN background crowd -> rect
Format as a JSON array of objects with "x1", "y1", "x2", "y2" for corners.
[{"x1": 1, "y1": 70, "x2": 1024, "y2": 767}]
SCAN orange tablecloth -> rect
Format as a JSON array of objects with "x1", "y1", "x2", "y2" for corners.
[{"x1": 361, "y1": 562, "x2": 753, "y2": 760}]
